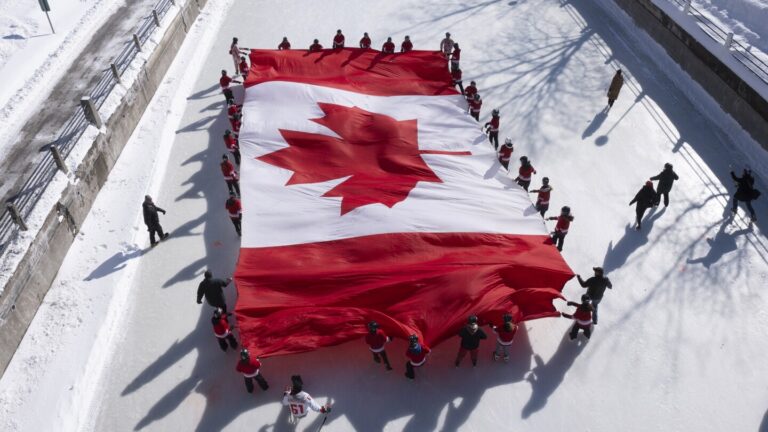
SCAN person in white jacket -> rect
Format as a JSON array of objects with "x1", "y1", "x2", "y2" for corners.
[{"x1": 282, "y1": 375, "x2": 331, "y2": 424}]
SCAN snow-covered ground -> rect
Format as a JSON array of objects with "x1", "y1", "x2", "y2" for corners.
[
  {"x1": 2, "y1": 0, "x2": 768, "y2": 431},
  {"x1": 0, "y1": 0, "x2": 126, "y2": 159},
  {"x1": 694, "y1": 0, "x2": 768, "y2": 54}
]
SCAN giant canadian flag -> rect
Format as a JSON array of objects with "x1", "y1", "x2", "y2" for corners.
[{"x1": 234, "y1": 48, "x2": 573, "y2": 357}]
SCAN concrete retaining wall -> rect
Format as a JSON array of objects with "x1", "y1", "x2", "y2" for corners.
[
  {"x1": 612, "y1": 0, "x2": 768, "y2": 147},
  {"x1": 0, "y1": 0, "x2": 209, "y2": 377}
]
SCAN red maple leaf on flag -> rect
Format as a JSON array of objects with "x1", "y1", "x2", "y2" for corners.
[{"x1": 258, "y1": 103, "x2": 471, "y2": 215}]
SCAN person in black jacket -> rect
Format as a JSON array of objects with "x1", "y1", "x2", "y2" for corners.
[
  {"x1": 731, "y1": 168, "x2": 758, "y2": 221},
  {"x1": 576, "y1": 267, "x2": 612, "y2": 324},
  {"x1": 650, "y1": 163, "x2": 679, "y2": 207},
  {"x1": 455, "y1": 315, "x2": 487, "y2": 367},
  {"x1": 629, "y1": 181, "x2": 656, "y2": 230},
  {"x1": 142, "y1": 195, "x2": 169, "y2": 246},
  {"x1": 197, "y1": 271, "x2": 233, "y2": 313}
]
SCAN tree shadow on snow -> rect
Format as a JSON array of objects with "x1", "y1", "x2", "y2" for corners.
[{"x1": 521, "y1": 330, "x2": 587, "y2": 419}]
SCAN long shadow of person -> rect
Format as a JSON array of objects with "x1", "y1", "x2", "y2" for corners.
[
  {"x1": 521, "y1": 330, "x2": 588, "y2": 419},
  {"x1": 759, "y1": 407, "x2": 768, "y2": 432},
  {"x1": 686, "y1": 217, "x2": 753, "y2": 268},
  {"x1": 602, "y1": 207, "x2": 666, "y2": 273},
  {"x1": 581, "y1": 107, "x2": 608, "y2": 139},
  {"x1": 84, "y1": 245, "x2": 146, "y2": 280}
]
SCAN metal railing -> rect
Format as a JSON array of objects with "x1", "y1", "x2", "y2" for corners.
[
  {"x1": 665, "y1": 0, "x2": 768, "y2": 84},
  {"x1": 0, "y1": 0, "x2": 178, "y2": 256}
]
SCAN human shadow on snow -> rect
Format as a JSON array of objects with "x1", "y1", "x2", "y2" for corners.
[
  {"x1": 601, "y1": 207, "x2": 665, "y2": 274},
  {"x1": 521, "y1": 330, "x2": 588, "y2": 418},
  {"x1": 686, "y1": 216, "x2": 753, "y2": 268}
]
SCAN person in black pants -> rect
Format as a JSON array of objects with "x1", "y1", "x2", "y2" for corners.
[
  {"x1": 731, "y1": 168, "x2": 759, "y2": 221},
  {"x1": 196, "y1": 271, "x2": 232, "y2": 313},
  {"x1": 629, "y1": 181, "x2": 656, "y2": 230},
  {"x1": 211, "y1": 308, "x2": 238, "y2": 351},
  {"x1": 142, "y1": 195, "x2": 169, "y2": 246},
  {"x1": 455, "y1": 315, "x2": 487, "y2": 367},
  {"x1": 576, "y1": 267, "x2": 612, "y2": 325},
  {"x1": 650, "y1": 163, "x2": 679, "y2": 207}
]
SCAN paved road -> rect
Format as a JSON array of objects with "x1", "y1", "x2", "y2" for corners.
[{"x1": 0, "y1": 0, "x2": 158, "y2": 205}]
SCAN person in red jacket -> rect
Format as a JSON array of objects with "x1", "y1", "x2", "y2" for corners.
[
  {"x1": 382, "y1": 37, "x2": 395, "y2": 54},
  {"x1": 364, "y1": 321, "x2": 393, "y2": 370},
  {"x1": 451, "y1": 68, "x2": 464, "y2": 94},
  {"x1": 548, "y1": 206, "x2": 573, "y2": 251},
  {"x1": 230, "y1": 112, "x2": 242, "y2": 137},
  {"x1": 530, "y1": 177, "x2": 552, "y2": 217},
  {"x1": 468, "y1": 93, "x2": 482, "y2": 121},
  {"x1": 484, "y1": 109, "x2": 500, "y2": 149},
  {"x1": 332, "y1": 29, "x2": 345, "y2": 48},
  {"x1": 498, "y1": 138, "x2": 514, "y2": 169},
  {"x1": 515, "y1": 156, "x2": 536, "y2": 191},
  {"x1": 464, "y1": 80, "x2": 477, "y2": 102},
  {"x1": 225, "y1": 192, "x2": 242, "y2": 236},
  {"x1": 220, "y1": 154, "x2": 240, "y2": 196},
  {"x1": 359, "y1": 32, "x2": 371, "y2": 49},
  {"x1": 309, "y1": 39, "x2": 323, "y2": 52},
  {"x1": 561, "y1": 295, "x2": 594, "y2": 340},
  {"x1": 211, "y1": 308, "x2": 238, "y2": 351},
  {"x1": 219, "y1": 70, "x2": 241, "y2": 102},
  {"x1": 405, "y1": 334, "x2": 430, "y2": 380},
  {"x1": 226, "y1": 98, "x2": 241, "y2": 120},
  {"x1": 450, "y1": 43, "x2": 461, "y2": 72},
  {"x1": 236, "y1": 349, "x2": 269, "y2": 393},
  {"x1": 223, "y1": 129, "x2": 240, "y2": 165},
  {"x1": 400, "y1": 35, "x2": 413, "y2": 52},
  {"x1": 490, "y1": 313, "x2": 517, "y2": 362},
  {"x1": 238, "y1": 56, "x2": 249, "y2": 79},
  {"x1": 278, "y1": 36, "x2": 291, "y2": 50}
]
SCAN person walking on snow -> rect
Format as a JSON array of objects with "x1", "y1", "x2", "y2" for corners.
[
  {"x1": 405, "y1": 334, "x2": 430, "y2": 380},
  {"x1": 211, "y1": 308, "x2": 238, "y2": 351},
  {"x1": 490, "y1": 313, "x2": 517, "y2": 362},
  {"x1": 229, "y1": 37, "x2": 249, "y2": 75},
  {"x1": 309, "y1": 39, "x2": 323, "y2": 52},
  {"x1": 464, "y1": 80, "x2": 477, "y2": 102},
  {"x1": 468, "y1": 93, "x2": 482, "y2": 121},
  {"x1": 548, "y1": 206, "x2": 573, "y2": 252},
  {"x1": 219, "y1": 70, "x2": 240, "y2": 102},
  {"x1": 236, "y1": 349, "x2": 269, "y2": 393},
  {"x1": 226, "y1": 192, "x2": 242, "y2": 236},
  {"x1": 229, "y1": 111, "x2": 242, "y2": 135},
  {"x1": 359, "y1": 32, "x2": 372, "y2": 49},
  {"x1": 498, "y1": 138, "x2": 514, "y2": 170},
  {"x1": 196, "y1": 270, "x2": 232, "y2": 313},
  {"x1": 332, "y1": 29, "x2": 345, "y2": 48},
  {"x1": 455, "y1": 315, "x2": 487, "y2": 367},
  {"x1": 238, "y1": 56, "x2": 249, "y2": 79},
  {"x1": 278, "y1": 36, "x2": 291, "y2": 50},
  {"x1": 440, "y1": 32, "x2": 454, "y2": 59},
  {"x1": 607, "y1": 69, "x2": 624, "y2": 108},
  {"x1": 282, "y1": 375, "x2": 331, "y2": 424},
  {"x1": 650, "y1": 163, "x2": 679, "y2": 207},
  {"x1": 451, "y1": 68, "x2": 464, "y2": 94},
  {"x1": 220, "y1": 154, "x2": 241, "y2": 196},
  {"x1": 450, "y1": 43, "x2": 461, "y2": 72},
  {"x1": 223, "y1": 129, "x2": 241, "y2": 165},
  {"x1": 731, "y1": 167, "x2": 759, "y2": 221},
  {"x1": 561, "y1": 295, "x2": 594, "y2": 340},
  {"x1": 576, "y1": 267, "x2": 612, "y2": 325},
  {"x1": 401, "y1": 35, "x2": 413, "y2": 52},
  {"x1": 142, "y1": 195, "x2": 169, "y2": 247},
  {"x1": 515, "y1": 156, "x2": 536, "y2": 191},
  {"x1": 484, "y1": 109, "x2": 500, "y2": 149},
  {"x1": 382, "y1": 37, "x2": 396, "y2": 54},
  {"x1": 365, "y1": 321, "x2": 393, "y2": 370},
  {"x1": 629, "y1": 181, "x2": 656, "y2": 230},
  {"x1": 226, "y1": 98, "x2": 241, "y2": 121},
  {"x1": 530, "y1": 177, "x2": 552, "y2": 217}
]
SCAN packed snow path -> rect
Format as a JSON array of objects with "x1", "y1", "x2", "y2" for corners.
[{"x1": 2, "y1": 0, "x2": 768, "y2": 431}]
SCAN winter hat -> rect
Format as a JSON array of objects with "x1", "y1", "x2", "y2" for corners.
[
  {"x1": 367, "y1": 321, "x2": 378, "y2": 333},
  {"x1": 593, "y1": 267, "x2": 604, "y2": 274},
  {"x1": 239, "y1": 348, "x2": 249, "y2": 361},
  {"x1": 204, "y1": 270, "x2": 212, "y2": 279},
  {"x1": 222, "y1": 154, "x2": 228, "y2": 160},
  {"x1": 290, "y1": 375, "x2": 303, "y2": 394},
  {"x1": 645, "y1": 180, "x2": 653, "y2": 188},
  {"x1": 144, "y1": 195, "x2": 152, "y2": 202}
]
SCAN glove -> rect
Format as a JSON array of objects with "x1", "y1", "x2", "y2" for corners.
[
  {"x1": 197, "y1": 300, "x2": 202, "y2": 304},
  {"x1": 161, "y1": 210, "x2": 167, "y2": 214},
  {"x1": 321, "y1": 405, "x2": 332, "y2": 414}
]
